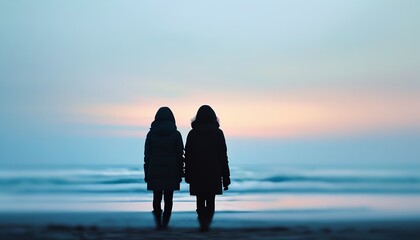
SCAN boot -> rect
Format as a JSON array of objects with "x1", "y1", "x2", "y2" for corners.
[
  {"x1": 206, "y1": 207, "x2": 214, "y2": 229},
  {"x1": 196, "y1": 208, "x2": 209, "y2": 232},
  {"x1": 152, "y1": 209, "x2": 162, "y2": 230},
  {"x1": 162, "y1": 211, "x2": 171, "y2": 229}
]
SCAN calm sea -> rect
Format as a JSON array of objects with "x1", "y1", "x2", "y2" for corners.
[{"x1": 1, "y1": 164, "x2": 420, "y2": 219}]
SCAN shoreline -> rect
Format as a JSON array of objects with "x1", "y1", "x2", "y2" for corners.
[{"x1": 1, "y1": 211, "x2": 420, "y2": 239}]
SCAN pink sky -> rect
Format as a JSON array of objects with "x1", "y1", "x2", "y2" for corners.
[{"x1": 72, "y1": 88, "x2": 420, "y2": 138}]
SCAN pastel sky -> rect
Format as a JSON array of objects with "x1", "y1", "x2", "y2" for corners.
[{"x1": 1, "y1": 1, "x2": 419, "y2": 167}]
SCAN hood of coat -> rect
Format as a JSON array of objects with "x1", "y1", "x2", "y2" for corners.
[
  {"x1": 191, "y1": 105, "x2": 220, "y2": 129},
  {"x1": 150, "y1": 107, "x2": 177, "y2": 136}
]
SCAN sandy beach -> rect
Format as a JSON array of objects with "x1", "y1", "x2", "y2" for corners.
[
  {"x1": 1, "y1": 211, "x2": 420, "y2": 239},
  {"x1": 1, "y1": 165, "x2": 420, "y2": 239}
]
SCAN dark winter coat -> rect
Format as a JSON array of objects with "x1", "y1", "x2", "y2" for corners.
[
  {"x1": 184, "y1": 122, "x2": 230, "y2": 196},
  {"x1": 144, "y1": 107, "x2": 184, "y2": 191}
]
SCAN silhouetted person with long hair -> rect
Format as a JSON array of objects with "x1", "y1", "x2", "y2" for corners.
[
  {"x1": 184, "y1": 105, "x2": 231, "y2": 232},
  {"x1": 144, "y1": 107, "x2": 184, "y2": 230}
]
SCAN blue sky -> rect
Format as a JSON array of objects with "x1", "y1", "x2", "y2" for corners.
[{"x1": 0, "y1": 1, "x2": 419, "y2": 167}]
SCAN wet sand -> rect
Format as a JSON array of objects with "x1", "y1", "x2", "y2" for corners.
[{"x1": 1, "y1": 212, "x2": 420, "y2": 239}]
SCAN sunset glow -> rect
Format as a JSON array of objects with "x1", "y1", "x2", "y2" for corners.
[
  {"x1": 1, "y1": 0, "x2": 419, "y2": 167},
  {"x1": 73, "y1": 89, "x2": 420, "y2": 138}
]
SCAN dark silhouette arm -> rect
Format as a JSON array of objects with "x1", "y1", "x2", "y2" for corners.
[
  {"x1": 184, "y1": 132, "x2": 192, "y2": 183},
  {"x1": 176, "y1": 131, "x2": 185, "y2": 181},
  {"x1": 144, "y1": 132, "x2": 151, "y2": 182},
  {"x1": 219, "y1": 130, "x2": 230, "y2": 178},
  {"x1": 219, "y1": 130, "x2": 230, "y2": 189}
]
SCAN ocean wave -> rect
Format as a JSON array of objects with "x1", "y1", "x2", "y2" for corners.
[
  {"x1": 0, "y1": 177, "x2": 143, "y2": 186},
  {"x1": 1, "y1": 166, "x2": 420, "y2": 195},
  {"x1": 262, "y1": 175, "x2": 420, "y2": 184}
]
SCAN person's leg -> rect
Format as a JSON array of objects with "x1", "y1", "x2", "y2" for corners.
[
  {"x1": 206, "y1": 195, "x2": 215, "y2": 227},
  {"x1": 163, "y1": 190, "x2": 174, "y2": 213},
  {"x1": 162, "y1": 190, "x2": 174, "y2": 228},
  {"x1": 153, "y1": 190, "x2": 163, "y2": 212},
  {"x1": 196, "y1": 195, "x2": 208, "y2": 232},
  {"x1": 152, "y1": 190, "x2": 163, "y2": 229},
  {"x1": 196, "y1": 195, "x2": 205, "y2": 211},
  {"x1": 206, "y1": 195, "x2": 215, "y2": 214}
]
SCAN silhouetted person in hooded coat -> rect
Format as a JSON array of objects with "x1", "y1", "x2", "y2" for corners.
[
  {"x1": 184, "y1": 105, "x2": 231, "y2": 232},
  {"x1": 144, "y1": 107, "x2": 184, "y2": 230}
]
